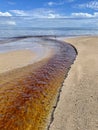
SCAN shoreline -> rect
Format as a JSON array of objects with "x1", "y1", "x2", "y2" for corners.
[{"x1": 49, "y1": 36, "x2": 98, "y2": 130}]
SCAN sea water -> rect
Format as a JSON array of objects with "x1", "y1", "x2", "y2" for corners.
[{"x1": 0, "y1": 17, "x2": 98, "y2": 39}]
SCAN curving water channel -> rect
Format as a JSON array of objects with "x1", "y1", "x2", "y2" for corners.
[{"x1": 0, "y1": 36, "x2": 77, "y2": 130}]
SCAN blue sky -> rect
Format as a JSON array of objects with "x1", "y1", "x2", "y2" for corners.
[{"x1": 0, "y1": 0, "x2": 98, "y2": 18}]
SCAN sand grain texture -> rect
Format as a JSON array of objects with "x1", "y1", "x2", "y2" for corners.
[{"x1": 49, "y1": 36, "x2": 98, "y2": 130}]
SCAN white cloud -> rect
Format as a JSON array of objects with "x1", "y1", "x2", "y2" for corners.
[
  {"x1": 46, "y1": 13, "x2": 63, "y2": 18},
  {"x1": 71, "y1": 12, "x2": 98, "y2": 18},
  {"x1": 39, "y1": 9, "x2": 63, "y2": 18},
  {"x1": 0, "y1": 12, "x2": 12, "y2": 16},
  {"x1": 94, "y1": 12, "x2": 98, "y2": 17},
  {"x1": 71, "y1": 13, "x2": 93, "y2": 18},
  {"x1": 78, "y1": 1, "x2": 98, "y2": 10},
  {"x1": 9, "y1": 8, "x2": 98, "y2": 19},
  {"x1": 10, "y1": 9, "x2": 66, "y2": 18},
  {"x1": 10, "y1": 10, "x2": 28, "y2": 16},
  {"x1": 48, "y1": 2, "x2": 55, "y2": 6},
  {"x1": 47, "y1": 1, "x2": 64, "y2": 6},
  {"x1": 32, "y1": 9, "x2": 65, "y2": 18},
  {"x1": 47, "y1": 0, "x2": 75, "y2": 6},
  {"x1": 87, "y1": 1, "x2": 98, "y2": 10}
]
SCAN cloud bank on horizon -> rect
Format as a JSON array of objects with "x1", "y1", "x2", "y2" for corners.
[{"x1": 0, "y1": 0, "x2": 98, "y2": 18}]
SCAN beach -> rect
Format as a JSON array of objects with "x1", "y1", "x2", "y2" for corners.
[
  {"x1": 0, "y1": 36, "x2": 98, "y2": 130},
  {"x1": 0, "y1": 50, "x2": 36, "y2": 73},
  {"x1": 49, "y1": 36, "x2": 98, "y2": 130},
  {"x1": 0, "y1": 38, "x2": 77, "y2": 130},
  {"x1": 0, "y1": 0, "x2": 98, "y2": 129}
]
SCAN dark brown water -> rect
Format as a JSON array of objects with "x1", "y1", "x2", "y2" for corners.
[{"x1": 0, "y1": 37, "x2": 77, "y2": 130}]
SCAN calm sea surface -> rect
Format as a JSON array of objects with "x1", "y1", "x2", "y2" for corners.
[{"x1": 0, "y1": 17, "x2": 98, "y2": 39}]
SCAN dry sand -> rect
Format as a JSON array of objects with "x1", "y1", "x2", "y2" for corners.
[
  {"x1": 0, "y1": 50, "x2": 36, "y2": 73},
  {"x1": 0, "y1": 48, "x2": 53, "y2": 74},
  {"x1": 49, "y1": 36, "x2": 98, "y2": 130}
]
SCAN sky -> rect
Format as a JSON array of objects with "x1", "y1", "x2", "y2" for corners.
[{"x1": 0, "y1": 0, "x2": 98, "y2": 18}]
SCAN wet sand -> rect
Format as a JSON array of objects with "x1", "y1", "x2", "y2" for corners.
[{"x1": 49, "y1": 36, "x2": 98, "y2": 130}]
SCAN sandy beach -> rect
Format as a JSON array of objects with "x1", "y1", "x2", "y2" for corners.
[
  {"x1": 49, "y1": 36, "x2": 98, "y2": 130},
  {"x1": 0, "y1": 50, "x2": 36, "y2": 73},
  {"x1": 1, "y1": 0, "x2": 98, "y2": 130},
  {"x1": 0, "y1": 36, "x2": 98, "y2": 130}
]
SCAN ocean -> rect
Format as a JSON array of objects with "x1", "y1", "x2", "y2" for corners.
[{"x1": 0, "y1": 17, "x2": 98, "y2": 39}]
